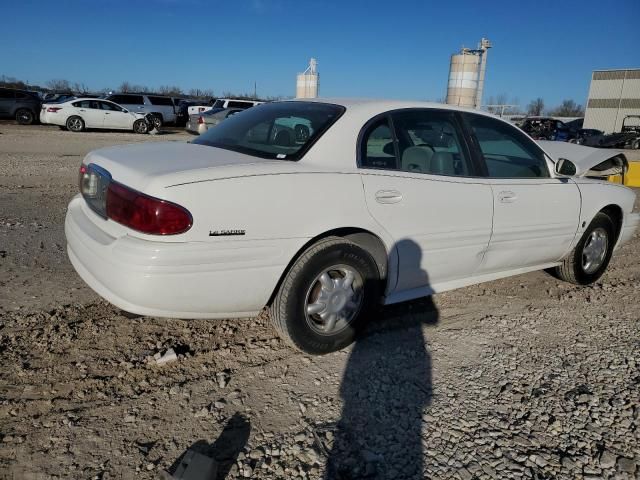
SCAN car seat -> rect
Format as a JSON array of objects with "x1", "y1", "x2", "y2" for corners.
[{"x1": 401, "y1": 146, "x2": 434, "y2": 173}]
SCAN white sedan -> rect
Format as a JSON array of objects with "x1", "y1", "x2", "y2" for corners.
[
  {"x1": 65, "y1": 99, "x2": 640, "y2": 354},
  {"x1": 40, "y1": 98, "x2": 150, "y2": 133}
]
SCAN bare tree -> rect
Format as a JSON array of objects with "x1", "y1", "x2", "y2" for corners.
[
  {"x1": 119, "y1": 81, "x2": 132, "y2": 93},
  {"x1": 549, "y1": 99, "x2": 584, "y2": 117},
  {"x1": 527, "y1": 98, "x2": 545, "y2": 116},
  {"x1": 158, "y1": 85, "x2": 184, "y2": 96},
  {"x1": 47, "y1": 79, "x2": 72, "y2": 92},
  {"x1": 72, "y1": 82, "x2": 89, "y2": 94}
]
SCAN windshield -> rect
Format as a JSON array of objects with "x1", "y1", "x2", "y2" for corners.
[{"x1": 193, "y1": 102, "x2": 345, "y2": 160}]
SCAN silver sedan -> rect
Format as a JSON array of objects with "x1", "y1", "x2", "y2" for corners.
[{"x1": 185, "y1": 107, "x2": 244, "y2": 135}]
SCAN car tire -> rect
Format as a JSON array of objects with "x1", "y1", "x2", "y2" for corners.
[
  {"x1": 150, "y1": 114, "x2": 163, "y2": 129},
  {"x1": 552, "y1": 212, "x2": 616, "y2": 285},
  {"x1": 15, "y1": 109, "x2": 34, "y2": 125},
  {"x1": 66, "y1": 116, "x2": 85, "y2": 132},
  {"x1": 270, "y1": 237, "x2": 381, "y2": 355},
  {"x1": 632, "y1": 139, "x2": 640, "y2": 150},
  {"x1": 133, "y1": 119, "x2": 149, "y2": 134}
]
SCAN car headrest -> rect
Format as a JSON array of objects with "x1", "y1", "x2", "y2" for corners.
[
  {"x1": 429, "y1": 152, "x2": 456, "y2": 176},
  {"x1": 401, "y1": 146, "x2": 434, "y2": 173}
]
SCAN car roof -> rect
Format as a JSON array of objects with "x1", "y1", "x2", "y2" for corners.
[{"x1": 289, "y1": 97, "x2": 504, "y2": 121}]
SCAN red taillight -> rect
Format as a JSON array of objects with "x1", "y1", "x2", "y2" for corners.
[
  {"x1": 197, "y1": 116, "x2": 204, "y2": 124},
  {"x1": 106, "y1": 182, "x2": 192, "y2": 235},
  {"x1": 47, "y1": 107, "x2": 62, "y2": 112}
]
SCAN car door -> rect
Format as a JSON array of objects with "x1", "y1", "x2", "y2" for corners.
[
  {"x1": 462, "y1": 113, "x2": 581, "y2": 273},
  {"x1": 100, "y1": 101, "x2": 132, "y2": 129},
  {"x1": 73, "y1": 100, "x2": 105, "y2": 128},
  {"x1": 359, "y1": 109, "x2": 493, "y2": 294}
]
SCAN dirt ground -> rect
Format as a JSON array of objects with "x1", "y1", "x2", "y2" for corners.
[{"x1": 1, "y1": 123, "x2": 639, "y2": 480}]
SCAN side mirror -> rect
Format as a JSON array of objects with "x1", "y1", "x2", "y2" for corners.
[
  {"x1": 555, "y1": 158, "x2": 577, "y2": 176},
  {"x1": 122, "y1": 109, "x2": 128, "y2": 113}
]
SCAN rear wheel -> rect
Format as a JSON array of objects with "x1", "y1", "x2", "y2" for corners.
[
  {"x1": 66, "y1": 116, "x2": 85, "y2": 132},
  {"x1": 16, "y1": 109, "x2": 34, "y2": 125},
  {"x1": 270, "y1": 237, "x2": 381, "y2": 355},
  {"x1": 133, "y1": 119, "x2": 149, "y2": 134},
  {"x1": 632, "y1": 139, "x2": 640, "y2": 150},
  {"x1": 552, "y1": 212, "x2": 615, "y2": 285}
]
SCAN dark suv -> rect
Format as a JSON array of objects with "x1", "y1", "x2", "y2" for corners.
[{"x1": 0, "y1": 87, "x2": 42, "y2": 124}]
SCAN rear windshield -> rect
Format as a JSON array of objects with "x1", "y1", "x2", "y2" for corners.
[{"x1": 193, "y1": 102, "x2": 345, "y2": 160}]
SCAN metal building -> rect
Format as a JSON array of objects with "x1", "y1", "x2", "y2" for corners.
[
  {"x1": 583, "y1": 69, "x2": 640, "y2": 133},
  {"x1": 446, "y1": 38, "x2": 491, "y2": 109},
  {"x1": 296, "y1": 58, "x2": 319, "y2": 99}
]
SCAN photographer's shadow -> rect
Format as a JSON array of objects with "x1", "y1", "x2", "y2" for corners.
[{"x1": 325, "y1": 239, "x2": 438, "y2": 479}]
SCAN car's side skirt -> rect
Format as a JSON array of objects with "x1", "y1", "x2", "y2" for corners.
[{"x1": 383, "y1": 262, "x2": 562, "y2": 305}]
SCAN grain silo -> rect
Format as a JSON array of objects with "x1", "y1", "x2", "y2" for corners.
[
  {"x1": 296, "y1": 58, "x2": 319, "y2": 99},
  {"x1": 446, "y1": 38, "x2": 491, "y2": 109}
]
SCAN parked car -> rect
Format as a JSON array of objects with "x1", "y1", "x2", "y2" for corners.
[
  {"x1": 175, "y1": 99, "x2": 205, "y2": 127},
  {"x1": 187, "y1": 98, "x2": 260, "y2": 116},
  {"x1": 65, "y1": 99, "x2": 639, "y2": 355},
  {"x1": 40, "y1": 98, "x2": 150, "y2": 133},
  {"x1": 572, "y1": 128, "x2": 605, "y2": 146},
  {"x1": 105, "y1": 93, "x2": 177, "y2": 128},
  {"x1": 521, "y1": 117, "x2": 575, "y2": 141},
  {"x1": 0, "y1": 87, "x2": 42, "y2": 124},
  {"x1": 185, "y1": 107, "x2": 245, "y2": 135},
  {"x1": 578, "y1": 116, "x2": 640, "y2": 150}
]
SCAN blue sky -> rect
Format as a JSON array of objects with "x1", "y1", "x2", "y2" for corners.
[{"x1": 1, "y1": 0, "x2": 638, "y2": 109}]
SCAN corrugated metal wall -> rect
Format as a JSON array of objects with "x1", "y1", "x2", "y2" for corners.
[{"x1": 583, "y1": 69, "x2": 640, "y2": 133}]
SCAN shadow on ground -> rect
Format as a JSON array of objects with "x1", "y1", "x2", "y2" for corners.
[
  {"x1": 166, "y1": 412, "x2": 250, "y2": 479},
  {"x1": 324, "y1": 239, "x2": 439, "y2": 479}
]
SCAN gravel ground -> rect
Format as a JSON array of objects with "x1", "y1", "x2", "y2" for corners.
[{"x1": 1, "y1": 123, "x2": 639, "y2": 480}]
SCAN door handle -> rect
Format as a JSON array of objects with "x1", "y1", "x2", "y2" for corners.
[
  {"x1": 498, "y1": 191, "x2": 517, "y2": 203},
  {"x1": 105, "y1": 112, "x2": 110, "y2": 115},
  {"x1": 375, "y1": 190, "x2": 403, "y2": 204}
]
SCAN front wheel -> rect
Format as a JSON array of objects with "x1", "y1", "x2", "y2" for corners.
[
  {"x1": 270, "y1": 237, "x2": 381, "y2": 355},
  {"x1": 133, "y1": 119, "x2": 149, "y2": 134},
  {"x1": 552, "y1": 212, "x2": 615, "y2": 285},
  {"x1": 150, "y1": 114, "x2": 162, "y2": 129}
]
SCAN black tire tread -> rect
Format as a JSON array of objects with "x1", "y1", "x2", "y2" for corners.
[
  {"x1": 554, "y1": 212, "x2": 614, "y2": 285},
  {"x1": 270, "y1": 236, "x2": 371, "y2": 352}
]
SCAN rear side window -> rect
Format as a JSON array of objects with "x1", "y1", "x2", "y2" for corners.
[
  {"x1": 148, "y1": 96, "x2": 174, "y2": 106},
  {"x1": 111, "y1": 95, "x2": 144, "y2": 105},
  {"x1": 466, "y1": 114, "x2": 549, "y2": 178},
  {"x1": 392, "y1": 110, "x2": 472, "y2": 176},
  {"x1": 0, "y1": 89, "x2": 14, "y2": 99},
  {"x1": 360, "y1": 118, "x2": 396, "y2": 170}
]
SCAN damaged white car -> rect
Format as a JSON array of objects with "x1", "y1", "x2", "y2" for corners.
[{"x1": 65, "y1": 100, "x2": 640, "y2": 354}]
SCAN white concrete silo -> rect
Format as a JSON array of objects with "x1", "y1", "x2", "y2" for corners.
[
  {"x1": 296, "y1": 58, "x2": 319, "y2": 99},
  {"x1": 445, "y1": 38, "x2": 492, "y2": 109}
]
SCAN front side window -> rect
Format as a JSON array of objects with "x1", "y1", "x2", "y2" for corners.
[
  {"x1": 228, "y1": 101, "x2": 252, "y2": 109},
  {"x1": 193, "y1": 102, "x2": 344, "y2": 160},
  {"x1": 100, "y1": 101, "x2": 123, "y2": 111},
  {"x1": 466, "y1": 114, "x2": 550, "y2": 178}
]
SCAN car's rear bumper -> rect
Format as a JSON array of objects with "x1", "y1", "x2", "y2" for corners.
[
  {"x1": 185, "y1": 121, "x2": 206, "y2": 135},
  {"x1": 617, "y1": 212, "x2": 640, "y2": 250},
  {"x1": 65, "y1": 195, "x2": 301, "y2": 319}
]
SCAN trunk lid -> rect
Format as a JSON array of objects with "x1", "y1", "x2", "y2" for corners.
[{"x1": 84, "y1": 141, "x2": 276, "y2": 193}]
